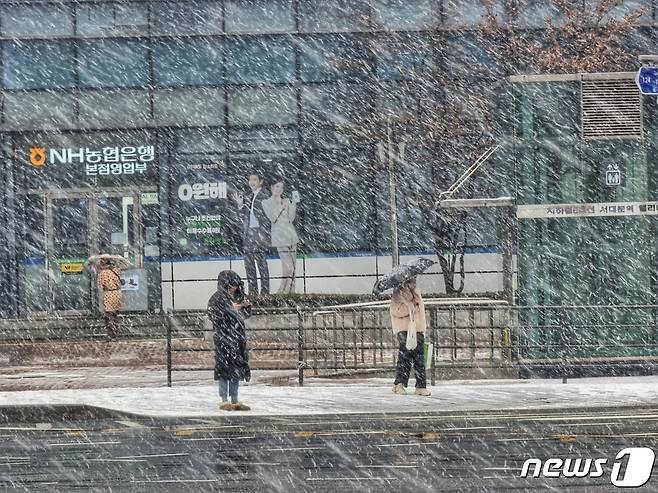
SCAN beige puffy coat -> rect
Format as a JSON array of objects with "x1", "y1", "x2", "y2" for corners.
[
  {"x1": 390, "y1": 285, "x2": 426, "y2": 334},
  {"x1": 98, "y1": 268, "x2": 123, "y2": 313}
]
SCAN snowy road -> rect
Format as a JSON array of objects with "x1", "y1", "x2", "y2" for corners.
[{"x1": 1, "y1": 406, "x2": 657, "y2": 492}]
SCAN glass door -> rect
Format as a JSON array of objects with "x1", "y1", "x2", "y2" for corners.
[
  {"x1": 42, "y1": 190, "x2": 149, "y2": 313},
  {"x1": 93, "y1": 192, "x2": 147, "y2": 313},
  {"x1": 48, "y1": 197, "x2": 92, "y2": 312},
  {"x1": 95, "y1": 195, "x2": 139, "y2": 267}
]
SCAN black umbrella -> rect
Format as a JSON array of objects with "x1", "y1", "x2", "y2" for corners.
[{"x1": 372, "y1": 258, "x2": 436, "y2": 296}]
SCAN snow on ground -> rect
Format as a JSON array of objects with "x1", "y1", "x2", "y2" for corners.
[{"x1": 1, "y1": 375, "x2": 657, "y2": 418}]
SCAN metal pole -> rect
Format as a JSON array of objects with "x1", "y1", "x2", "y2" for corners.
[
  {"x1": 388, "y1": 120, "x2": 400, "y2": 267},
  {"x1": 558, "y1": 311, "x2": 568, "y2": 384},
  {"x1": 430, "y1": 307, "x2": 436, "y2": 386},
  {"x1": 297, "y1": 305, "x2": 304, "y2": 387},
  {"x1": 501, "y1": 207, "x2": 514, "y2": 305},
  {"x1": 166, "y1": 310, "x2": 172, "y2": 387}
]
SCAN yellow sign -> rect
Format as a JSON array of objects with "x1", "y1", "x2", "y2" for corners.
[{"x1": 60, "y1": 263, "x2": 84, "y2": 274}]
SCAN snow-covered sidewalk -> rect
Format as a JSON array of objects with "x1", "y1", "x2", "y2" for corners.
[{"x1": 1, "y1": 375, "x2": 657, "y2": 418}]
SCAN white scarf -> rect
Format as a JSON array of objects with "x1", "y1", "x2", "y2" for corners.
[{"x1": 404, "y1": 292, "x2": 418, "y2": 351}]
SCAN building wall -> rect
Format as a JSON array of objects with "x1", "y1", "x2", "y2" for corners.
[
  {"x1": 160, "y1": 251, "x2": 509, "y2": 310},
  {"x1": 3, "y1": 0, "x2": 653, "y2": 314},
  {"x1": 512, "y1": 75, "x2": 658, "y2": 358}
]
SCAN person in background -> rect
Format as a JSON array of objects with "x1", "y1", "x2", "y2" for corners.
[
  {"x1": 390, "y1": 276, "x2": 431, "y2": 396},
  {"x1": 208, "y1": 270, "x2": 252, "y2": 411},
  {"x1": 262, "y1": 176, "x2": 299, "y2": 295},
  {"x1": 232, "y1": 172, "x2": 271, "y2": 296},
  {"x1": 97, "y1": 258, "x2": 123, "y2": 340}
]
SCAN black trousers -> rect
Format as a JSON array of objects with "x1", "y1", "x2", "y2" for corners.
[
  {"x1": 394, "y1": 331, "x2": 427, "y2": 389},
  {"x1": 244, "y1": 249, "x2": 269, "y2": 295}
]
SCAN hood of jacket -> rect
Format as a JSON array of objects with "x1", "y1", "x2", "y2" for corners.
[{"x1": 217, "y1": 270, "x2": 242, "y2": 291}]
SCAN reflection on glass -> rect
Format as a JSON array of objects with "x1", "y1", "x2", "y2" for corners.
[{"x1": 52, "y1": 198, "x2": 90, "y2": 311}]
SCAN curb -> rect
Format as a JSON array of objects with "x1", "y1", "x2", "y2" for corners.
[
  {"x1": 2, "y1": 402, "x2": 657, "y2": 424},
  {"x1": 0, "y1": 404, "x2": 143, "y2": 424}
]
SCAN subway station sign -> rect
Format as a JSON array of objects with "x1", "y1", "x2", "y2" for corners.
[{"x1": 517, "y1": 201, "x2": 658, "y2": 219}]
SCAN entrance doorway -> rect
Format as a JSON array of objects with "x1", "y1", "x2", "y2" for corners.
[{"x1": 26, "y1": 189, "x2": 159, "y2": 314}]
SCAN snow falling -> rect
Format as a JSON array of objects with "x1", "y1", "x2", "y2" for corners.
[{"x1": 0, "y1": 1, "x2": 657, "y2": 491}]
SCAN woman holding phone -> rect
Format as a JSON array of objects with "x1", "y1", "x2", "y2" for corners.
[
  {"x1": 262, "y1": 176, "x2": 299, "y2": 295},
  {"x1": 208, "y1": 270, "x2": 252, "y2": 411}
]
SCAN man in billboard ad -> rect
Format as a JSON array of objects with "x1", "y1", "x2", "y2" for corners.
[{"x1": 232, "y1": 171, "x2": 270, "y2": 295}]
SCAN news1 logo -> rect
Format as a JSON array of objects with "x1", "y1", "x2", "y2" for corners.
[{"x1": 521, "y1": 448, "x2": 655, "y2": 487}]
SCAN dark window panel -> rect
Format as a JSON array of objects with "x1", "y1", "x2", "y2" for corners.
[
  {"x1": 371, "y1": 0, "x2": 441, "y2": 30},
  {"x1": 516, "y1": 0, "x2": 562, "y2": 28},
  {"x1": 4, "y1": 41, "x2": 75, "y2": 90},
  {"x1": 229, "y1": 127, "x2": 297, "y2": 153},
  {"x1": 444, "y1": 0, "x2": 504, "y2": 28},
  {"x1": 1, "y1": 3, "x2": 73, "y2": 37},
  {"x1": 174, "y1": 128, "x2": 226, "y2": 154},
  {"x1": 298, "y1": 0, "x2": 370, "y2": 32},
  {"x1": 228, "y1": 87, "x2": 297, "y2": 125},
  {"x1": 444, "y1": 32, "x2": 503, "y2": 79},
  {"x1": 153, "y1": 88, "x2": 226, "y2": 126},
  {"x1": 79, "y1": 40, "x2": 149, "y2": 88},
  {"x1": 78, "y1": 90, "x2": 151, "y2": 127},
  {"x1": 225, "y1": 0, "x2": 294, "y2": 33},
  {"x1": 304, "y1": 149, "x2": 375, "y2": 252},
  {"x1": 4, "y1": 91, "x2": 76, "y2": 128},
  {"x1": 375, "y1": 84, "x2": 420, "y2": 120},
  {"x1": 373, "y1": 34, "x2": 435, "y2": 81},
  {"x1": 301, "y1": 83, "x2": 370, "y2": 126},
  {"x1": 76, "y1": 2, "x2": 148, "y2": 36},
  {"x1": 152, "y1": 1, "x2": 223, "y2": 35},
  {"x1": 226, "y1": 37, "x2": 294, "y2": 83},
  {"x1": 153, "y1": 38, "x2": 223, "y2": 86},
  {"x1": 299, "y1": 35, "x2": 370, "y2": 82}
]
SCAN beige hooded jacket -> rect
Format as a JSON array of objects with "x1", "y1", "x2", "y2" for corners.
[{"x1": 390, "y1": 284, "x2": 427, "y2": 335}]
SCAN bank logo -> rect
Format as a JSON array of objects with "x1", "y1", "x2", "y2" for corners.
[
  {"x1": 29, "y1": 147, "x2": 46, "y2": 167},
  {"x1": 521, "y1": 448, "x2": 655, "y2": 487}
]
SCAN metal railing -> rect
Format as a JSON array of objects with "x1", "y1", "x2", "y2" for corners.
[
  {"x1": 165, "y1": 300, "x2": 514, "y2": 387},
  {"x1": 165, "y1": 302, "x2": 658, "y2": 387}
]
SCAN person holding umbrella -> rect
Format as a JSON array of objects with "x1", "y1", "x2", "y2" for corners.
[
  {"x1": 390, "y1": 276, "x2": 431, "y2": 396},
  {"x1": 87, "y1": 254, "x2": 131, "y2": 340},
  {"x1": 373, "y1": 258, "x2": 435, "y2": 397},
  {"x1": 97, "y1": 258, "x2": 124, "y2": 339}
]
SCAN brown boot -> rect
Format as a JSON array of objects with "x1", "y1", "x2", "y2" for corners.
[
  {"x1": 233, "y1": 403, "x2": 251, "y2": 411},
  {"x1": 219, "y1": 402, "x2": 235, "y2": 411}
]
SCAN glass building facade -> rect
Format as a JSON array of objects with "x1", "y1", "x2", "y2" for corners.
[
  {"x1": 513, "y1": 74, "x2": 658, "y2": 359},
  {"x1": 0, "y1": 0, "x2": 654, "y2": 317}
]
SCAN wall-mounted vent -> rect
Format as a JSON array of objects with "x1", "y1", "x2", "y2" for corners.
[{"x1": 580, "y1": 77, "x2": 642, "y2": 140}]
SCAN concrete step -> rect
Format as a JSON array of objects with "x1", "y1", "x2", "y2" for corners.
[{"x1": 0, "y1": 312, "x2": 206, "y2": 341}]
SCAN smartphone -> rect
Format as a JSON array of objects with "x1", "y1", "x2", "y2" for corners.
[
  {"x1": 292, "y1": 190, "x2": 301, "y2": 204},
  {"x1": 233, "y1": 283, "x2": 246, "y2": 302}
]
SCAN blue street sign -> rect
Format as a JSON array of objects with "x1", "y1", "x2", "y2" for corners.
[{"x1": 636, "y1": 66, "x2": 658, "y2": 95}]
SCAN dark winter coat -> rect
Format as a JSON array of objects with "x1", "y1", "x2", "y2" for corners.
[{"x1": 208, "y1": 270, "x2": 251, "y2": 381}]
